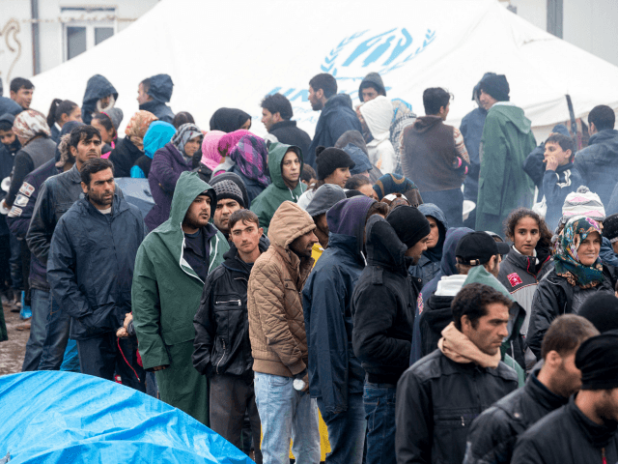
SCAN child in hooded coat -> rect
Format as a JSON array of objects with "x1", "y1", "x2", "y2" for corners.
[{"x1": 359, "y1": 96, "x2": 396, "y2": 174}]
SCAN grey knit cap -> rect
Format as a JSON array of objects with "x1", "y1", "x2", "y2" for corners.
[
  {"x1": 306, "y1": 184, "x2": 346, "y2": 217},
  {"x1": 212, "y1": 179, "x2": 245, "y2": 208}
]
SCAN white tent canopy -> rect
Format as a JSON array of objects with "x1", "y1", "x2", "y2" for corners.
[{"x1": 30, "y1": 0, "x2": 618, "y2": 138}]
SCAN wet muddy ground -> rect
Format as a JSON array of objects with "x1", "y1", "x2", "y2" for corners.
[{"x1": 0, "y1": 304, "x2": 29, "y2": 376}]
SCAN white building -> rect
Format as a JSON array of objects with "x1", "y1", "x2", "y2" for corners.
[{"x1": 0, "y1": 0, "x2": 158, "y2": 86}]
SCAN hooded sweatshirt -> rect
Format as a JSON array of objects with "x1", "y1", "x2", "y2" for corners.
[
  {"x1": 247, "y1": 201, "x2": 316, "y2": 378},
  {"x1": 139, "y1": 74, "x2": 175, "y2": 124},
  {"x1": 250, "y1": 142, "x2": 306, "y2": 234},
  {"x1": 81, "y1": 75, "x2": 118, "y2": 125},
  {"x1": 132, "y1": 171, "x2": 229, "y2": 370},
  {"x1": 476, "y1": 104, "x2": 536, "y2": 234},
  {"x1": 360, "y1": 95, "x2": 396, "y2": 174},
  {"x1": 408, "y1": 203, "x2": 448, "y2": 288},
  {"x1": 303, "y1": 196, "x2": 375, "y2": 413}
]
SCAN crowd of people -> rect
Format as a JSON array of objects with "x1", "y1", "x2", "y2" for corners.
[{"x1": 1, "y1": 69, "x2": 618, "y2": 464}]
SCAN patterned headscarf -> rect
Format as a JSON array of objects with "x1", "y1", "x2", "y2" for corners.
[
  {"x1": 201, "y1": 130, "x2": 226, "y2": 170},
  {"x1": 172, "y1": 123, "x2": 202, "y2": 155},
  {"x1": 554, "y1": 216, "x2": 605, "y2": 288},
  {"x1": 218, "y1": 129, "x2": 251, "y2": 157},
  {"x1": 228, "y1": 134, "x2": 270, "y2": 187},
  {"x1": 124, "y1": 110, "x2": 157, "y2": 148},
  {"x1": 12, "y1": 110, "x2": 51, "y2": 142}
]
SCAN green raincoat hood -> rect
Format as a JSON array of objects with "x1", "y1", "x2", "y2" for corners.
[
  {"x1": 251, "y1": 142, "x2": 307, "y2": 233},
  {"x1": 268, "y1": 142, "x2": 304, "y2": 190},
  {"x1": 489, "y1": 104, "x2": 532, "y2": 135},
  {"x1": 463, "y1": 266, "x2": 525, "y2": 360},
  {"x1": 153, "y1": 171, "x2": 228, "y2": 281}
]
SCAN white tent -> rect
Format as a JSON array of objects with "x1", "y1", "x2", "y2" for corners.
[{"x1": 30, "y1": 0, "x2": 618, "y2": 138}]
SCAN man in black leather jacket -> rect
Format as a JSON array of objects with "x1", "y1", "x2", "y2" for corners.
[
  {"x1": 26, "y1": 125, "x2": 104, "y2": 370},
  {"x1": 193, "y1": 209, "x2": 266, "y2": 464},
  {"x1": 464, "y1": 314, "x2": 599, "y2": 464},
  {"x1": 395, "y1": 283, "x2": 519, "y2": 464}
]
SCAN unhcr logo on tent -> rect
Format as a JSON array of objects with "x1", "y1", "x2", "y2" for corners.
[
  {"x1": 321, "y1": 28, "x2": 437, "y2": 79},
  {"x1": 267, "y1": 27, "x2": 437, "y2": 107}
]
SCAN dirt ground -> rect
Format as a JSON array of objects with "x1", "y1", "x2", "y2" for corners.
[{"x1": 0, "y1": 303, "x2": 29, "y2": 376}]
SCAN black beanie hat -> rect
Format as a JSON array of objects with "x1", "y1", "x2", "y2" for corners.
[
  {"x1": 386, "y1": 205, "x2": 431, "y2": 249},
  {"x1": 479, "y1": 74, "x2": 510, "y2": 102},
  {"x1": 316, "y1": 146, "x2": 355, "y2": 180},
  {"x1": 603, "y1": 213, "x2": 618, "y2": 243},
  {"x1": 576, "y1": 333, "x2": 618, "y2": 390},
  {"x1": 578, "y1": 293, "x2": 618, "y2": 334}
]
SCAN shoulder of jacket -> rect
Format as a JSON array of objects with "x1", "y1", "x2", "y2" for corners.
[
  {"x1": 492, "y1": 361, "x2": 520, "y2": 382},
  {"x1": 407, "y1": 350, "x2": 445, "y2": 381}
]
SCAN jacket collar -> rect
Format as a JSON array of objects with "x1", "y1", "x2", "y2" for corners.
[
  {"x1": 568, "y1": 396, "x2": 618, "y2": 448},
  {"x1": 526, "y1": 369, "x2": 568, "y2": 411},
  {"x1": 269, "y1": 120, "x2": 297, "y2": 132},
  {"x1": 328, "y1": 233, "x2": 366, "y2": 267},
  {"x1": 67, "y1": 163, "x2": 82, "y2": 184},
  {"x1": 81, "y1": 193, "x2": 128, "y2": 216}
]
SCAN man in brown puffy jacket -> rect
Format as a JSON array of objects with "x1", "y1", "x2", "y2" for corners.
[{"x1": 248, "y1": 200, "x2": 320, "y2": 464}]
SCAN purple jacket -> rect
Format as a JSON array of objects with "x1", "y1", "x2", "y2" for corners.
[{"x1": 145, "y1": 142, "x2": 193, "y2": 231}]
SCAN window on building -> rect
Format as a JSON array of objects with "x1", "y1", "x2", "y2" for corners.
[{"x1": 61, "y1": 7, "x2": 116, "y2": 61}]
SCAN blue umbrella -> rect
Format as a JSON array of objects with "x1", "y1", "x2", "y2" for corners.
[
  {"x1": 115, "y1": 178, "x2": 155, "y2": 219},
  {"x1": 0, "y1": 371, "x2": 253, "y2": 463}
]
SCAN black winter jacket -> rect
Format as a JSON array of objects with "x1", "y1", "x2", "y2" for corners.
[
  {"x1": 463, "y1": 368, "x2": 568, "y2": 464},
  {"x1": 306, "y1": 94, "x2": 362, "y2": 169},
  {"x1": 351, "y1": 215, "x2": 419, "y2": 385},
  {"x1": 139, "y1": 100, "x2": 174, "y2": 124},
  {"x1": 7, "y1": 159, "x2": 61, "y2": 290},
  {"x1": 526, "y1": 266, "x2": 615, "y2": 359},
  {"x1": 47, "y1": 194, "x2": 146, "y2": 340},
  {"x1": 269, "y1": 120, "x2": 312, "y2": 160},
  {"x1": 395, "y1": 350, "x2": 518, "y2": 464},
  {"x1": 511, "y1": 397, "x2": 618, "y2": 464},
  {"x1": 574, "y1": 128, "x2": 618, "y2": 205},
  {"x1": 192, "y1": 240, "x2": 268, "y2": 377},
  {"x1": 109, "y1": 137, "x2": 143, "y2": 178}
]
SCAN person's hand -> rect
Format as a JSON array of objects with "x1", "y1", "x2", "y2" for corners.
[
  {"x1": 151, "y1": 365, "x2": 168, "y2": 371},
  {"x1": 545, "y1": 154, "x2": 559, "y2": 171},
  {"x1": 123, "y1": 313, "x2": 133, "y2": 330},
  {"x1": 116, "y1": 327, "x2": 129, "y2": 338},
  {"x1": 301, "y1": 373, "x2": 310, "y2": 392}
]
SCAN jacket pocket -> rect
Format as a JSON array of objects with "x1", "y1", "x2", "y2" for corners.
[{"x1": 433, "y1": 410, "x2": 474, "y2": 464}]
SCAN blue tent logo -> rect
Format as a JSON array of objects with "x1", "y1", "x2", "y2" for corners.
[{"x1": 322, "y1": 28, "x2": 437, "y2": 80}]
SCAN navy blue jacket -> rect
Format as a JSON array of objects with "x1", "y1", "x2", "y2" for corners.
[
  {"x1": 600, "y1": 237, "x2": 618, "y2": 269},
  {"x1": 47, "y1": 194, "x2": 146, "y2": 340},
  {"x1": 81, "y1": 75, "x2": 118, "y2": 125},
  {"x1": 409, "y1": 203, "x2": 448, "y2": 288},
  {"x1": 0, "y1": 96, "x2": 23, "y2": 118},
  {"x1": 460, "y1": 106, "x2": 487, "y2": 201},
  {"x1": 306, "y1": 94, "x2": 362, "y2": 169},
  {"x1": 7, "y1": 158, "x2": 61, "y2": 290},
  {"x1": 139, "y1": 74, "x2": 174, "y2": 124},
  {"x1": 302, "y1": 196, "x2": 375, "y2": 413},
  {"x1": 574, "y1": 129, "x2": 618, "y2": 205},
  {"x1": 542, "y1": 162, "x2": 584, "y2": 231}
]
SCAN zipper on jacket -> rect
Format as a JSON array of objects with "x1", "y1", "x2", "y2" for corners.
[
  {"x1": 216, "y1": 338, "x2": 227, "y2": 375},
  {"x1": 461, "y1": 416, "x2": 465, "y2": 427},
  {"x1": 216, "y1": 299, "x2": 242, "y2": 306}
]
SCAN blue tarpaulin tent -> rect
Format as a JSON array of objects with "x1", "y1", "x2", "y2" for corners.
[{"x1": 0, "y1": 371, "x2": 253, "y2": 464}]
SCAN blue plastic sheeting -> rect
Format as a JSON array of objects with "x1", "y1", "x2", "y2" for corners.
[{"x1": 0, "y1": 371, "x2": 254, "y2": 464}]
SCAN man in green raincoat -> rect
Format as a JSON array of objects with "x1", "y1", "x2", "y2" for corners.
[
  {"x1": 132, "y1": 171, "x2": 229, "y2": 424},
  {"x1": 251, "y1": 142, "x2": 306, "y2": 234},
  {"x1": 475, "y1": 74, "x2": 536, "y2": 235}
]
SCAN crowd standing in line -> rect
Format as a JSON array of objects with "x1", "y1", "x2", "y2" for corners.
[{"x1": 2, "y1": 69, "x2": 618, "y2": 464}]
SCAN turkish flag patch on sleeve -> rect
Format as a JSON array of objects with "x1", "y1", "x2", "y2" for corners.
[{"x1": 507, "y1": 273, "x2": 523, "y2": 288}]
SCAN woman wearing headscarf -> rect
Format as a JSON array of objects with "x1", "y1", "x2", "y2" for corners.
[
  {"x1": 145, "y1": 123, "x2": 203, "y2": 231},
  {"x1": 109, "y1": 110, "x2": 157, "y2": 177},
  {"x1": 131, "y1": 121, "x2": 176, "y2": 178},
  {"x1": 227, "y1": 133, "x2": 270, "y2": 203},
  {"x1": 212, "y1": 129, "x2": 252, "y2": 177},
  {"x1": 2, "y1": 110, "x2": 56, "y2": 211},
  {"x1": 209, "y1": 108, "x2": 251, "y2": 133},
  {"x1": 372, "y1": 173, "x2": 423, "y2": 207},
  {"x1": 408, "y1": 203, "x2": 448, "y2": 289},
  {"x1": 194, "y1": 130, "x2": 226, "y2": 183},
  {"x1": 527, "y1": 217, "x2": 615, "y2": 359}
]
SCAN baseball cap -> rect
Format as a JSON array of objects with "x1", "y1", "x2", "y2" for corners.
[{"x1": 455, "y1": 231, "x2": 510, "y2": 266}]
